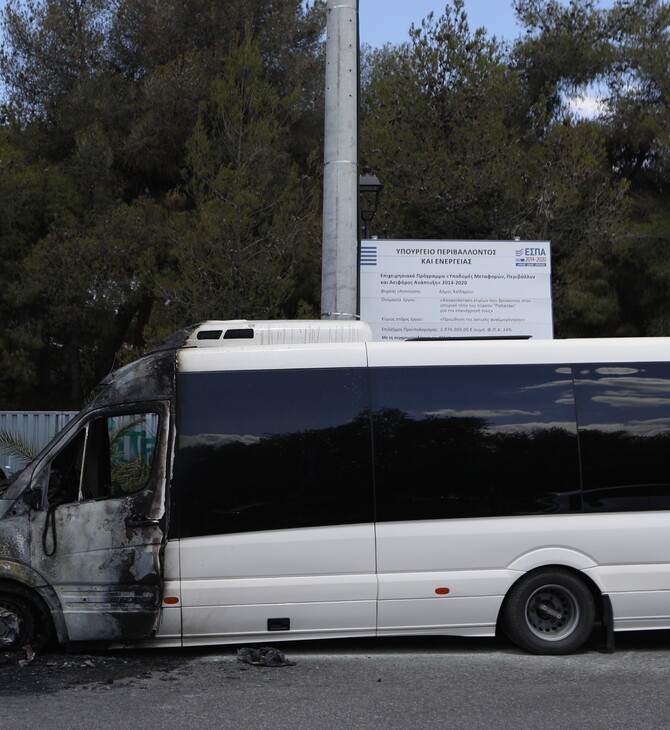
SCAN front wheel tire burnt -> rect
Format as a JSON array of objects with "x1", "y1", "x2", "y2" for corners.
[
  {"x1": 0, "y1": 586, "x2": 52, "y2": 651},
  {"x1": 502, "y1": 569, "x2": 596, "y2": 655}
]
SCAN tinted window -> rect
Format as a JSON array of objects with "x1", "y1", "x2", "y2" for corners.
[
  {"x1": 371, "y1": 364, "x2": 580, "y2": 521},
  {"x1": 172, "y1": 368, "x2": 373, "y2": 537},
  {"x1": 575, "y1": 363, "x2": 670, "y2": 511}
]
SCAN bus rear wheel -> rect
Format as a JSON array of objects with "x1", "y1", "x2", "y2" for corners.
[{"x1": 501, "y1": 569, "x2": 596, "y2": 655}]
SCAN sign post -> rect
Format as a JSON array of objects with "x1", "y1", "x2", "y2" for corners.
[{"x1": 360, "y1": 240, "x2": 553, "y2": 340}]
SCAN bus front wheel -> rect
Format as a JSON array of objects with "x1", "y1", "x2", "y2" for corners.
[
  {"x1": 501, "y1": 568, "x2": 596, "y2": 655},
  {"x1": 0, "y1": 585, "x2": 52, "y2": 652}
]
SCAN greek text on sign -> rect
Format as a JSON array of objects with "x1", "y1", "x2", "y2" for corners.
[{"x1": 359, "y1": 240, "x2": 553, "y2": 341}]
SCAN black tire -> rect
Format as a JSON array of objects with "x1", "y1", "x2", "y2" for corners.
[
  {"x1": 501, "y1": 568, "x2": 596, "y2": 655},
  {"x1": 0, "y1": 585, "x2": 53, "y2": 651}
]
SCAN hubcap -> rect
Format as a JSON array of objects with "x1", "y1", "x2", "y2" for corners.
[{"x1": 525, "y1": 584, "x2": 580, "y2": 642}]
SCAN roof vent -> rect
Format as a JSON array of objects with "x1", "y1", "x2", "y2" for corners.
[
  {"x1": 196, "y1": 330, "x2": 223, "y2": 341},
  {"x1": 223, "y1": 328, "x2": 254, "y2": 340}
]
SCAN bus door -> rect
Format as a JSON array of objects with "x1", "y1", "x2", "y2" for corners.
[{"x1": 29, "y1": 404, "x2": 170, "y2": 643}]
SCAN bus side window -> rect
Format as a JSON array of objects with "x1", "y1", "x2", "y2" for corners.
[
  {"x1": 370, "y1": 363, "x2": 580, "y2": 521},
  {"x1": 575, "y1": 363, "x2": 670, "y2": 511},
  {"x1": 172, "y1": 368, "x2": 372, "y2": 538}
]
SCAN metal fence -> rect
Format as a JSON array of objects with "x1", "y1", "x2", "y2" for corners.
[{"x1": 0, "y1": 411, "x2": 78, "y2": 476}]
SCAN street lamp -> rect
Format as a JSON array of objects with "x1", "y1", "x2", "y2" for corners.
[{"x1": 359, "y1": 166, "x2": 383, "y2": 239}]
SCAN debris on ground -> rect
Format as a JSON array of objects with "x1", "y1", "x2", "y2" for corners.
[
  {"x1": 0, "y1": 644, "x2": 36, "y2": 667},
  {"x1": 18, "y1": 645, "x2": 35, "y2": 666},
  {"x1": 236, "y1": 647, "x2": 296, "y2": 667},
  {"x1": 0, "y1": 650, "x2": 183, "y2": 696}
]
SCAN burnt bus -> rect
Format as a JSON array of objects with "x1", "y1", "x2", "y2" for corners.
[{"x1": 2, "y1": 320, "x2": 670, "y2": 655}]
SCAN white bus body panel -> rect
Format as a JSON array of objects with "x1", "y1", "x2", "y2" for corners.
[
  {"x1": 165, "y1": 511, "x2": 670, "y2": 644},
  {"x1": 178, "y1": 342, "x2": 369, "y2": 374},
  {"x1": 185, "y1": 319, "x2": 373, "y2": 347},
  {"x1": 366, "y1": 336, "x2": 670, "y2": 369},
  {"x1": 376, "y1": 512, "x2": 670, "y2": 636},
  {"x1": 178, "y1": 525, "x2": 376, "y2": 645},
  {"x1": 151, "y1": 540, "x2": 182, "y2": 646}
]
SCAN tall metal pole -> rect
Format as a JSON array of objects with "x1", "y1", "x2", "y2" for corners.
[{"x1": 321, "y1": 0, "x2": 359, "y2": 320}]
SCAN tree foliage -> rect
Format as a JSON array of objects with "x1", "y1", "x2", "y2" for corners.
[
  {"x1": 157, "y1": 38, "x2": 319, "y2": 323},
  {"x1": 0, "y1": 0, "x2": 326, "y2": 408},
  {"x1": 0, "y1": 0, "x2": 669, "y2": 408}
]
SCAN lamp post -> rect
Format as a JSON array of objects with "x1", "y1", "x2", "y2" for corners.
[
  {"x1": 321, "y1": 0, "x2": 359, "y2": 320},
  {"x1": 359, "y1": 166, "x2": 383, "y2": 239}
]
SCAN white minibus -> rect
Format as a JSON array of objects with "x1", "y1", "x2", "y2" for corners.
[{"x1": 2, "y1": 319, "x2": 670, "y2": 655}]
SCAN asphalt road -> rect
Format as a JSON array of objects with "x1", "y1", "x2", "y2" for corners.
[{"x1": 2, "y1": 630, "x2": 670, "y2": 729}]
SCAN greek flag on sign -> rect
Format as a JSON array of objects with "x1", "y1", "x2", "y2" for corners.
[{"x1": 360, "y1": 245, "x2": 377, "y2": 266}]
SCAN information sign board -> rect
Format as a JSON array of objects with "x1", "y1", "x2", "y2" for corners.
[{"x1": 359, "y1": 240, "x2": 553, "y2": 340}]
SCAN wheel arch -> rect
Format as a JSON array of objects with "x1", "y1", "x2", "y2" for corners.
[
  {"x1": 506, "y1": 546, "x2": 597, "y2": 573},
  {"x1": 0, "y1": 571, "x2": 68, "y2": 645}
]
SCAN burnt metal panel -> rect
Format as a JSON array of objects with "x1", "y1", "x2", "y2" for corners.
[
  {"x1": 0, "y1": 328, "x2": 189, "y2": 646},
  {"x1": 28, "y1": 400, "x2": 172, "y2": 643}
]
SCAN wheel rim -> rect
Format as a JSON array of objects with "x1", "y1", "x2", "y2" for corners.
[{"x1": 524, "y1": 583, "x2": 580, "y2": 642}]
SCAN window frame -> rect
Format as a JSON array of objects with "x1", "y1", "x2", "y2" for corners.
[{"x1": 42, "y1": 404, "x2": 163, "y2": 507}]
